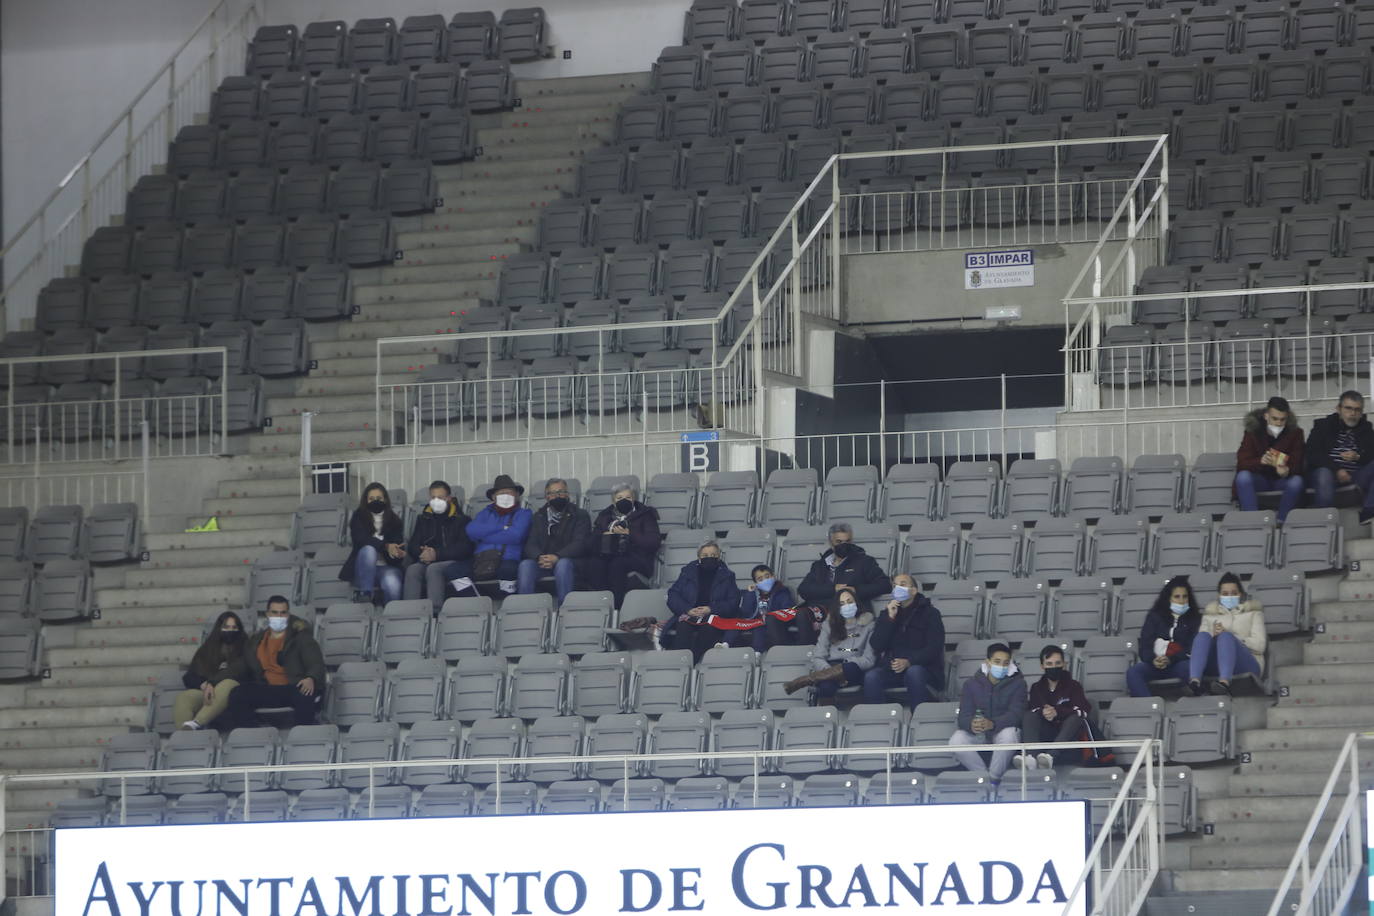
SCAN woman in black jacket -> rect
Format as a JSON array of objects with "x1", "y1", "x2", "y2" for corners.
[
  {"x1": 338, "y1": 482, "x2": 405, "y2": 605},
  {"x1": 173, "y1": 610, "x2": 248, "y2": 730},
  {"x1": 1126, "y1": 575, "x2": 1202, "y2": 697},
  {"x1": 590, "y1": 482, "x2": 662, "y2": 606}
]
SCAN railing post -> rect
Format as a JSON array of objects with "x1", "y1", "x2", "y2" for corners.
[
  {"x1": 1157, "y1": 140, "x2": 1171, "y2": 267},
  {"x1": 878, "y1": 379, "x2": 887, "y2": 475},
  {"x1": 300, "y1": 411, "x2": 314, "y2": 498},
  {"x1": 830, "y1": 160, "x2": 841, "y2": 321},
  {"x1": 220, "y1": 349, "x2": 229, "y2": 454},
  {"x1": 141, "y1": 421, "x2": 151, "y2": 523},
  {"x1": 752, "y1": 273, "x2": 766, "y2": 438},
  {"x1": 999, "y1": 374, "x2": 1008, "y2": 473},
  {"x1": 790, "y1": 212, "x2": 803, "y2": 377},
  {"x1": 0, "y1": 774, "x2": 7, "y2": 901},
  {"x1": 167, "y1": 59, "x2": 178, "y2": 148}
]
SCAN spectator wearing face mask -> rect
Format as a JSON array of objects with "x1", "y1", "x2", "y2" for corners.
[
  {"x1": 1126, "y1": 575, "x2": 1203, "y2": 697},
  {"x1": 1015, "y1": 644, "x2": 1093, "y2": 770},
  {"x1": 591, "y1": 482, "x2": 662, "y2": 606},
  {"x1": 798, "y1": 522, "x2": 891, "y2": 607},
  {"x1": 224, "y1": 596, "x2": 326, "y2": 729},
  {"x1": 1187, "y1": 572, "x2": 1266, "y2": 696},
  {"x1": 949, "y1": 643, "x2": 1026, "y2": 783},
  {"x1": 339, "y1": 482, "x2": 406, "y2": 605},
  {"x1": 174, "y1": 611, "x2": 249, "y2": 730},
  {"x1": 862, "y1": 573, "x2": 944, "y2": 709},
  {"x1": 518, "y1": 478, "x2": 594, "y2": 605},
  {"x1": 403, "y1": 480, "x2": 474, "y2": 614},
  {"x1": 663, "y1": 540, "x2": 743, "y2": 661},
  {"x1": 1235, "y1": 395, "x2": 1305, "y2": 522},
  {"x1": 449, "y1": 475, "x2": 534, "y2": 596},
  {"x1": 744, "y1": 564, "x2": 796, "y2": 651},
  {"x1": 783, "y1": 588, "x2": 875, "y2": 697}
]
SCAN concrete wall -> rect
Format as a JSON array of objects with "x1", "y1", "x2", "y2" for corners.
[{"x1": 843, "y1": 241, "x2": 1102, "y2": 331}]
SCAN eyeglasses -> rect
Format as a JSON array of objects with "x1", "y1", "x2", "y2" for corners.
[{"x1": 546, "y1": 490, "x2": 569, "y2": 498}]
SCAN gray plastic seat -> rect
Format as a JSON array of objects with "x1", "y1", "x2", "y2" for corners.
[
  {"x1": 459, "y1": 716, "x2": 524, "y2": 785},
  {"x1": 842, "y1": 703, "x2": 906, "y2": 774},
  {"x1": 400, "y1": 719, "x2": 461, "y2": 787},
  {"x1": 985, "y1": 578, "x2": 1048, "y2": 644},
  {"x1": 1100, "y1": 696, "x2": 1165, "y2": 766},
  {"x1": 1089, "y1": 514, "x2": 1148, "y2": 578},
  {"x1": 100, "y1": 732, "x2": 161, "y2": 797},
  {"x1": 1278, "y1": 508, "x2": 1342, "y2": 574},
  {"x1": 760, "y1": 467, "x2": 820, "y2": 531},
  {"x1": 1127, "y1": 454, "x2": 1185, "y2": 516},
  {"x1": 711, "y1": 707, "x2": 773, "y2": 779},
  {"x1": 325, "y1": 660, "x2": 385, "y2": 726},
  {"x1": 572, "y1": 651, "x2": 632, "y2": 718},
  {"x1": 1024, "y1": 517, "x2": 1085, "y2": 581},
  {"x1": 337, "y1": 721, "x2": 400, "y2": 789},
  {"x1": 250, "y1": 318, "x2": 308, "y2": 377},
  {"x1": 1213, "y1": 510, "x2": 1275, "y2": 574},
  {"x1": 669, "y1": 776, "x2": 731, "y2": 811},
  {"x1": 220, "y1": 727, "x2": 280, "y2": 793},
  {"x1": 385, "y1": 658, "x2": 447, "y2": 724},
  {"x1": 434, "y1": 596, "x2": 494, "y2": 661},
  {"x1": 540, "y1": 780, "x2": 601, "y2": 814},
  {"x1": 904, "y1": 520, "x2": 961, "y2": 585},
  {"x1": 1045, "y1": 575, "x2": 1110, "y2": 642},
  {"x1": 1077, "y1": 636, "x2": 1137, "y2": 705},
  {"x1": 586, "y1": 712, "x2": 650, "y2": 781},
  {"x1": 413, "y1": 783, "x2": 475, "y2": 818},
  {"x1": 1248, "y1": 568, "x2": 1307, "y2": 636},
  {"x1": 881, "y1": 463, "x2": 941, "y2": 526},
  {"x1": 525, "y1": 715, "x2": 586, "y2": 784},
  {"x1": 634, "y1": 650, "x2": 695, "y2": 715},
  {"x1": 510, "y1": 653, "x2": 572, "y2": 719},
  {"x1": 963, "y1": 518, "x2": 1023, "y2": 583},
  {"x1": 280, "y1": 724, "x2": 340, "y2": 792},
  {"x1": 290, "y1": 492, "x2": 348, "y2": 556},
  {"x1": 1062, "y1": 457, "x2": 1123, "y2": 518},
  {"x1": 353, "y1": 786, "x2": 412, "y2": 820},
  {"x1": 1152, "y1": 514, "x2": 1213, "y2": 576},
  {"x1": 943, "y1": 461, "x2": 1000, "y2": 522},
  {"x1": 797, "y1": 774, "x2": 861, "y2": 808},
  {"x1": 290, "y1": 788, "x2": 351, "y2": 821},
  {"x1": 0, "y1": 562, "x2": 34, "y2": 622},
  {"x1": 160, "y1": 729, "x2": 221, "y2": 796},
  {"x1": 28, "y1": 505, "x2": 83, "y2": 565},
  {"x1": 734, "y1": 774, "x2": 794, "y2": 808},
  {"x1": 448, "y1": 655, "x2": 507, "y2": 722},
  {"x1": 928, "y1": 580, "x2": 984, "y2": 644},
  {"x1": 775, "y1": 706, "x2": 839, "y2": 776},
  {"x1": 495, "y1": 594, "x2": 553, "y2": 658},
  {"x1": 905, "y1": 701, "x2": 959, "y2": 770},
  {"x1": 696, "y1": 646, "x2": 759, "y2": 713},
  {"x1": 80, "y1": 503, "x2": 139, "y2": 565},
  {"x1": 647, "y1": 710, "x2": 712, "y2": 779},
  {"x1": 1167, "y1": 696, "x2": 1234, "y2": 764},
  {"x1": 701, "y1": 470, "x2": 759, "y2": 531}
]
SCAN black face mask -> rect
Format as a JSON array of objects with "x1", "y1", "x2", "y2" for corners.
[
  {"x1": 220, "y1": 630, "x2": 244, "y2": 642},
  {"x1": 1042, "y1": 667, "x2": 1064, "y2": 681},
  {"x1": 699, "y1": 556, "x2": 721, "y2": 571},
  {"x1": 547, "y1": 497, "x2": 570, "y2": 512},
  {"x1": 367, "y1": 500, "x2": 386, "y2": 513},
  {"x1": 615, "y1": 498, "x2": 634, "y2": 515},
  {"x1": 833, "y1": 541, "x2": 854, "y2": 559}
]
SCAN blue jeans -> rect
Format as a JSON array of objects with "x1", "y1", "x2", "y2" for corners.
[
  {"x1": 1126, "y1": 657, "x2": 1190, "y2": 697},
  {"x1": 353, "y1": 546, "x2": 402, "y2": 602},
  {"x1": 1234, "y1": 469, "x2": 1305, "y2": 521},
  {"x1": 862, "y1": 663, "x2": 942, "y2": 708},
  {"x1": 814, "y1": 661, "x2": 864, "y2": 698},
  {"x1": 517, "y1": 557, "x2": 576, "y2": 604},
  {"x1": 1188, "y1": 630, "x2": 1262, "y2": 682},
  {"x1": 1311, "y1": 463, "x2": 1374, "y2": 510}
]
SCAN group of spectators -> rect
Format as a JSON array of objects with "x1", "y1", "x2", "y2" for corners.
[
  {"x1": 1235, "y1": 391, "x2": 1374, "y2": 522},
  {"x1": 338, "y1": 475, "x2": 661, "y2": 611}
]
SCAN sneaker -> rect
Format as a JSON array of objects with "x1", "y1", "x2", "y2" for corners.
[
  {"x1": 1187, "y1": 679, "x2": 1205, "y2": 697},
  {"x1": 1035, "y1": 753, "x2": 1054, "y2": 770},
  {"x1": 498, "y1": 579, "x2": 517, "y2": 595},
  {"x1": 1012, "y1": 753, "x2": 1037, "y2": 770},
  {"x1": 1361, "y1": 507, "x2": 1374, "y2": 525},
  {"x1": 180, "y1": 720, "x2": 202, "y2": 730},
  {"x1": 1209, "y1": 679, "x2": 1232, "y2": 696}
]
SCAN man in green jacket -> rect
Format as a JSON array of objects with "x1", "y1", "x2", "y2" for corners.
[{"x1": 224, "y1": 595, "x2": 327, "y2": 727}]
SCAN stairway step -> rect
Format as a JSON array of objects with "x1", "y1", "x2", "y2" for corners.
[
  {"x1": 260, "y1": 410, "x2": 384, "y2": 436},
  {"x1": 1240, "y1": 724, "x2": 1364, "y2": 751},
  {"x1": 26, "y1": 685, "x2": 154, "y2": 709},
  {"x1": 45, "y1": 662, "x2": 181, "y2": 687},
  {"x1": 339, "y1": 310, "x2": 494, "y2": 333},
  {"x1": 141, "y1": 542, "x2": 268, "y2": 566},
  {"x1": 8, "y1": 786, "x2": 97, "y2": 809},
  {"x1": 1311, "y1": 599, "x2": 1374, "y2": 623},
  {"x1": 466, "y1": 137, "x2": 605, "y2": 164},
  {"x1": 3, "y1": 746, "x2": 105, "y2": 771},
  {"x1": 1189, "y1": 841, "x2": 1308, "y2": 870},
  {"x1": 180, "y1": 511, "x2": 294, "y2": 534},
  {"x1": 1241, "y1": 747, "x2": 1373, "y2": 776},
  {"x1": 0, "y1": 703, "x2": 148, "y2": 730},
  {"x1": 215, "y1": 477, "x2": 302, "y2": 499},
  {"x1": 472, "y1": 104, "x2": 621, "y2": 130},
  {"x1": 1303, "y1": 641, "x2": 1374, "y2": 664},
  {"x1": 90, "y1": 584, "x2": 241, "y2": 608},
  {"x1": 354, "y1": 261, "x2": 501, "y2": 286},
  {"x1": 437, "y1": 174, "x2": 573, "y2": 200},
  {"x1": 396, "y1": 226, "x2": 536, "y2": 250},
  {"x1": 1267, "y1": 703, "x2": 1374, "y2": 728},
  {"x1": 1199, "y1": 794, "x2": 1328, "y2": 823},
  {"x1": 1227, "y1": 770, "x2": 1357, "y2": 798},
  {"x1": 1166, "y1": 868, "x2": 1288, "y2": 894},
  {"x1": 292, "y1": 373, "x2": 411, "y2": 397},
  {"x1": 1345, "y1": 538, "x2": 1374, "y2": 560},
  {"x1": 390, "y1": 239, "x2": 523, "y2": 268},
  {"x1": 203, "y1": 496, "x2": 296, "y2": 516},
  {"x1": 1274, "y1": 662, "x2": 1366, "y2": 686},
  {"x1": 304, "y1": 354, "x2": 442, "y2": 378},
  {"x1": 515, "y1": 72, "x2": 648, "y2": 97},
  {"x1": 0, "y1": 725, "x2": 134, "y2": 750},
  {"x1": 1310, "y1": 620, "x2": 1374, "y2": 642},
  {"x1": 265, "y1": 394, "x2": 380, "y2": 416},
  {"x1": 312, "y1": 338, "x2": 439, "y2": 360},
  {"x1": 1277, "y1": 683, "x2": 1369, "y2": 707},
  {"x1": 1336, "y1": 579, "x2": 1374, "y2": 601},
  {"x1": 249, "y1": 429, "x2": 378, "y2": 455},
  {"x1": 122, "y1": 566, "x2": 248, "y2": 589},
  {"x1": 74, "y1": 624, "x2": 205, "y2": 649}
]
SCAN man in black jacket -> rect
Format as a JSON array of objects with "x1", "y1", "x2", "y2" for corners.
[
  {"x1": 517, "y1": 478, "x2": 594, "y2": 604},
  {"x1": 798, "y1": 522, "x2": 891, "y2": 605},
  {"x1": 1306, "y1": 391, "x2": 1374, "y2": 522},
  {"x1": 403, "y1": 480, "x2": 474, "y2": 614},
  {"x1": 224, "y1": 596, "x2": 326, "y2": 728},
  {"x1": 863, "y1": 573, "x2": 945, "y2": 708}
]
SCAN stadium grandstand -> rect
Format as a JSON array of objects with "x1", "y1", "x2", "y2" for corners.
[{"x1": 2, "y1": 0, "x2": 1374, "y2": 913}]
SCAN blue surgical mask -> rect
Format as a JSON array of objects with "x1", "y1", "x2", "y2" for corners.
[
  {"x1": 891, "y1": 585, "x2": 911, "y2": 602},
  {"x1": 989, "y1": 664, "x2": 1009, "y2": 680},
  {"x1": 1170, "y1": 602, "x2": 1189, "y2": 616},
  {"x1": 839, "y1": 602, "x2": 858, "y2": 619},
  {"x1": 267, "y1": 616, "x2": 288, "y2": 632},
  {"x1": 757, "y1": 577, "x2": 776, "y2": 593},
  {"x1": 1219, "y1": 595, "x2": 1241, "y2": 610}
]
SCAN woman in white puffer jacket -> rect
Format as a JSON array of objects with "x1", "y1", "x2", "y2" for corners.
[{"x1": 1187, "y1": 571, "x2": 1266, "y2": 696}]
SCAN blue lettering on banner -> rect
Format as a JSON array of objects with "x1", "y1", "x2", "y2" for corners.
[{"x1": 964, "y1": 250, "x2": 1034, "y2": 269}]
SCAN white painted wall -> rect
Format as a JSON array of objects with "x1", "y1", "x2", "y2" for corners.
[{"x1": 1, "y1": 0, "x2": 680, "y2": 253}]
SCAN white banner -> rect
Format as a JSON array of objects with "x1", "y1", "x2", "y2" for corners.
[
  {"x1": 57, "y1": 800, "x2": 1089, "y2": 916},
  {"x1": 964, "y1": 249, "x2": 1035, "y2": 290}
]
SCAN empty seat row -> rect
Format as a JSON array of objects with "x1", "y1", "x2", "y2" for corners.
[
  {"x1": 496, "y1": 241, "x2": 777, "y2": 307},
  {"x1": 245, "y1": 12, "x2": 546, "y2": 75},
  {"x1": 32, "y1": 268, "x2": 352, "y2": 335},
  {"x1": 1169, "y1": 206, "x2": 1374, "y2": 266},
  {"x1": 1135, "y1": 261, "x2": 1374, "y2": 325},
  {"x1": 127, "y1": 164, "x2": 430, "y2": 230},
  {"x1": 0, "y1": 504, "x2": 138, "y2": 566},
  {"x1": 1098, "y1": 317, "x2": 1372, "y2": 386},
  {"x1": 0, "y1": 558, "x2": 95, "y2": 622},
  {"x1": 1, "y1": 321, "x2": 309, "y2": 383},
  {"x1": 79, "y1": 217, "x2": 399, "y2": 279},
  {"x1": 171, "y1": 115, "x2": 470, "y2": 175}
]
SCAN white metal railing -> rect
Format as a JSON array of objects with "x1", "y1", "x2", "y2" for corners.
[
  {"x1": 1266, "y1": 732, "x2": 1367, "y2": 916},
  {"x1": 375, "y1": 134, "x2": 1170, "y2": 452},
  {"x1": 1062, "y1": 135, "x2": 1172, "y2": 405},
  {"x1": 0, "y1": 0, "x2": 261, "y2": 332},
  {"x1": 1063, "y1": 282, "x2": 1374, "y2": 412},
  {"x1": 0, "y1": 347, "x2": 231, "y2": 462},
  {"x1": 0, "y1": 737, "x2": 1162, "y2": 912},
  {"x1": 0, "y1": 423, "x2": 152, "y2": 520}
]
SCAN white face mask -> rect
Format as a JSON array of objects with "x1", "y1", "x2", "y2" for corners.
[
  {"x1": 1219, "y1": 595, "x2": 1241, "y2": 610},
  {"x1": 839, "y1": 602, "x2": 858, "y2": 619},
  {"x1": 429, "y1": 497, "x2": 448, "y2": 513},
  {"x1": 1169, "y1": 602, "x2": 1188, "y2": 616},
  {"x1": 494, "y1": 493, "x2": 516, "y2": 509},
  {"x1": 891, "y1": 585, "x2": 911, "y2": 602},
  {"x1": 267, "y1": 615, "x2": 288, "y2": 632},
  {"x1": 1267, "y1": 424, "x2": 1284, "y2": 438}
]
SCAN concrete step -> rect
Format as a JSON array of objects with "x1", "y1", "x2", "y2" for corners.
[
  {"x1": 396, "y1": 225, "x2": 536, "y2": 250},
  {"x1": 514, "y1": 72, "x2": 648, "y2": 97},
  {"x1": 1199, "y1": 793, "x2": 1325, "y2": 824},
  {"x1": 171, "y1": 511, "x2": 294, "y2": 535},
  {"x1": 2, "y1": 746, "x2": 105, "y2": 771},
  {"x1": 0, "y1": 725, "x2": 134, "y2": 749},
  {"x1": 0, "y1": 703, "x2": 147, "y2": 730},
  {"x1": 1189, "y1": 841, "x2": 1307, "y2": 870},
  {"x1": 91, "y1": 603, "x2": 227, "y2": 629},
  {"x1": 1165, "y1": 868, "x2": 1286, "y2": 894},
  {"x1": 338, "y1": 309, "x2": 493, "y2": 334},
  {"x1": 468, "y1": 135, "x2": 606, "y2": 161},
  {"x1": 122, "y1": 566, "x2": 248, "y2": 589},
  {"x1": 1303, "y1": 641, "x2": 1374, "y2": 665},
  {"x1": 25, "y1": 685, "x2": 153, "y2": 709},
  {"x1": 8, "y1": 786, "x2": 96, "y2": 810},
  {"x1": 1267, "y1": 703, "x2": 1374, "y2": 728},
  {"x1": 1345, "y1": 538, "x2": 1374, "y2": 559},
  {"x1": 353, "y1": 261, "x2": 502, "y2": 286},
  {"x1": 390, "y1": 240, "x2": 523, "y2": 268},
  {"x1": 264, "y1": 394, "x2": 379, "y2": 417},
  {"x1": 1336, "y1": 579, "x2": 1374, "y2": 601},
  {"x1": 1228, "y1": 770, "x2": 1359, "y2": 798},
  {"x1": 248, "y1": 429, "x2": 377, "y2": 456},
  {"x1": 1277, "y1": 684, "x2": 1369, "y2": 707},
  {"x1": 1310, "y1": 620, "x2": 1374, "y2": 642},
  {"x1": 472, "y1": 104, "x2": 621, "y2": 130},
  {"x1": 303, "y1": 353, "x2": 444, "y2": 379},
  {"x1": 433, "y1": 188, "x2": 567, "y2": 215},
  {"x1": 140, "y1": 543, "x2": 268, "y2": 567},
  {"x1": 203, "y1": 495, "x2": 298, "y2": 517},
  {"x1": 312, "y1": 338, "x2": 440, "y2": 360},
  {"x1": 1274, "y1": 662, "x2": 1365, "y2": 686},
  {"x1": 215, "y1": 477, "x2": 302, "y2": 499},
  {"x1": 291, "y1": 373, "x2": 412, "y2": 397},
  {"x1": 1240, "y1": 724, "x2": 1365, "y2": 751},
  {"x1": 45, "y1": 662, "x2": 182, "y2": 687},
  {"x1": 1241, "y1": 747, "x2": 1372, "y2": 774},
  {"x1": 260, "y1": 410, "x2": 384, "y2": 436},
  {"x1": 74, "y1": 624, "x2": 204, "y2": 649},
  {"x1": 80, "y1": 584, "x2": 241, "y2": 609},
  {"x1": 1310, "y1": 600, "x2": 1374, "y2": 624},
  {"x1": 437, "y1": 174, "x2": 573, "y2": 200}
]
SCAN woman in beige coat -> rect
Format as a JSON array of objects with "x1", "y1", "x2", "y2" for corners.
[{"x1": 1188, "y1": 571, "x2": 1266, "y2": 696}]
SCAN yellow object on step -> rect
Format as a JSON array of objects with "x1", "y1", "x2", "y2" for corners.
[{"x1": 184, "y1": 517, "x2": 219, "y2": 533}]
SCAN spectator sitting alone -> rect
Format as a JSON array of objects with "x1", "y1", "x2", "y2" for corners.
[
  {"x1": 224, "y1": 596, "x2": 326, "y2": 729},
  {"x1": 174, "y1": 611, "x2": 248, "y2": 730}
]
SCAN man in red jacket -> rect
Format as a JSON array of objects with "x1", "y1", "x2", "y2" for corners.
[
  {"x1": 1014, "y1": 645, "x2": 1093, "y2": 770},
  {"x1": 1235, "y1": 395, "x2": 1306, "y2": 521}
]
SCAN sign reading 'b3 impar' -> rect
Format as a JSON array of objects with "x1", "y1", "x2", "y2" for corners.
[
  {"x1": 965, "y1": 249, "x2": 1035, "y2": 291},
  {"x1": 58, "y1": 801, "x2": 1089, "y2": 916}
]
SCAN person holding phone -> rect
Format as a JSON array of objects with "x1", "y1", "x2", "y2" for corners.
[{"x1": 1187, "y1": 572, "x2": 1266, "y2": 696}]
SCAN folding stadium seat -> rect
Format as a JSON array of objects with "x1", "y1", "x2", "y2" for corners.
[
  {"x1": 335, "y1": 721, "x2": 399, "y2": 790},
  {"x1": 603, "y1": 778, "x2": 666, "y2": 813},
  {"x1": 759, "y1": 468, "x2": 819, "y2": 531},
  {"x1": 568, "y1": 650, "x2": 631, "y2": 719},
  {"x1": 697, "y1": 184, "x2": 751, "y2": 237},
  {"x1": 458, "y1": 717, "x2": 524, "y2": 785},
  {"x1": 81, "y1": 503, "x2": 139, "y2": 565},
  {"x1": 1235, "y1": 4, "x2": 1291, "y2": 55},
  {"x1": 984, "y1": 578, "x2": 1048, "y2": 644},
  {"x1": 615, "y1": 297, "x2": 672, "y2": 354},
  {"x1": 535, "y1": 780, "x2": 599, "y2": 814},
  {"x1": 1309, "y1": 258, "x2": 1367, "y2": 317},
  {"x1": 929, "y1": 581, "x2": 986, "y2": 645},
  {"x1": 1193, "y1": 157, "x2": 1251, "y2": 213},
  {"x1": 26, "y1": 505, "x2": 82, "y2": 566},
  {"x1": 1089, "y1": 513, "x2": 1148, "y2": 578},
  {"x1": 687, "y1": 0, "x2": 741, "y2": 46},
  {"x1": 474, "y1": 783, "x2": 538, "y2": 816},
  {"x1": 400, "y1": 719, "x2": 461, "y2": 787},
  {"x1": 0, "y1": 509, "x2": 27, "y2": 563},
  {"x1": 496, "y1": 7, "x2": 550, "y2": 61},
  {"x1": 1179, "y1": 7, "x2": 1235, "y2": 58},
  {"x1": 767, "y1": 84, "x2": 824, "y2": 135},
  {"x1": 593, "y1": 197, "x2": 647, "y2": 251},
  {"x1": 633, "y1": 650, "x2": 695, "y2": 715},
  {"x1": 1154, "y1": 320, "x2": 1212, "y2": 387},
  {"x1": 1208, "y1": 60, "x2": 1261, "y2": 107},
  {"x1": 169, "y1": 126, "x2": 218, "y2": 177},
  {"x1": 218, "y1": 121, "x2": 269, "y2": 172},
  {"x1": 99, "y1": 732, "x2": 161, "y2": 797},
  {"x1": 413, "y1": 108, "x2": 473, "y2": 164},
  {"x1": 813, "y1": 34, "x2": 861, "y2": 84},
  {"x1": 125, "y1": 174, "x2": 178, "y2": 228},
  {"x1": 1338, "y1": 313, "x2": 1374, "y2": 377},
  {"x1": 643, "y1": 710, "x2": 712, "y2": 780},
  {"x1": 1167, "y1": 696, "x2": 1234, "y2": 763},
  {"x1": 1315, "y1": 47, "x2": 1369, "y2": 99},
  {"x1": 904, "y1": 701, "x2": 960, "y2": 769},
  {"x1": 698, "y1": 470, "x2": 759, "y2": 532},
  {"x1": 1211, "y1": 509, "x2": 1275, "y2": 575},
  {"x1": 260, "y1": 71, "x2": 311, "y2": 123},
  {"x1": 247, "y1": 23, "x2": 298, "y2": 75},
  {"x1": 550, "y1": 249, "x2": 604, "y2": 306},
  {"x1": 732, "y1": 774, "x2": 794, "y2": 808},
  {"x1": 408, "y1": 783, "x2": 473, "y2": 818},
  {"x1": 345, "y1": 16, "x2": 399, "y2": 70},
  {"x1": 1261, "y1": 52, "x2": 1315, "y2": 104},
  {"x1": 448, "y1": 11, "x2": 496, "y2": 63},
  {"x1": 219, "y1": 727, "x2": 281, "y2": 793},
  {"x1": 937, "y1": 460, "x2": 997, "y2": 523},
  {"x1": 230, "y1": 221, "x2": 284, "y2": 272},
  {"x1": 1046, "y1": 576, "x2": 1112, "y2": 642},
  {"x1": 181, "y1": 221, "x2": 235, "y2": 273},
  {"x1": 586, "y1": 713, "x2": 651, "y2": 781},
  {"x1": 1278, "y1": 508, "x2": 1342, "y2": 574},
  {"x1": 1098, "y1": 695, "x2": 1165, "y2": 764},
  {"x1": 517, "y1": 715, "x2": 586, "y2": 785},
  {"x1": 491, "y1": 594, "x2": 553, "y2": 660},
  {"x1": 1133, "y1": 266, "x2": 1190, "y2": 327},
  {"x1": 1255, "y1": 263, "x2": 1312, "y2": 323},
  {"x1": 374, "y1": 600, "x2": 433, "y2": 664},
  {"x1": 81, "y1": 226, "x2": 135, "y2": 278},
  {"x1": 442, "y1": 655, "x2": 506, "y2": 723},
  {"x1": 266, "y1": 118, "x2": 318, "y2": 171},
  {"x1": 755, "y1": 645, "x2": 815, "y2": 713},
  {"x1": 1024, "y1": 517, "x2": 1086, "y2": 581},
  {"x1": 1075, "y1": 13, "x2": 1129, "y2": 63},
  {"x1": 398, "y1": 14, "x2": 448, "y2": 66},
  {"x1": 654, "y1": 45, "x2": 706, "y2": 95},
  {"x1": 910, "y1": 25, "x2": 964, "y2": 74},
  {"x1": 315, "y1": 602, "x2": 373, "y2": 667},
  {"x1": 297, "y1": 20, "x2": 348, "y2": 73},
  {"x1": 466, "y1": 60, "x2": 516, "y2": 112},
  {"x1": 696, "y1": 646, "x2": 760, "y2": 713},
  {"x1": 878, "y1": 73, "x2": 930, "y2": 123},
  {"x1": 292, "y1": 262, "x2": 354, "y2": 320},
  {"x1": 34, "y1": 278, "x2": 88, "y2": 333},
  {"x1": 1180, "y1": 454, "x2": 1235, "y2": 519},
  {"x1": 159, "y1": 729, "x2": 221, "y2": 796},
  {"x1": 1059, "y1": 767, "x2": 1128, "y2": 834},
  {"x1": 1283, "y1": 206, "x2": 1341, "y2": 263},
  {"x1": 928, "y1": 70, "x2": 983, "y2": 123},
  {"x1": 167, "y1": 793, "x2": 229, "y2": 826},
  {"x1": 1001, "y1": 459, "x2": 1061, "y2": 519},
  {"x1": 963, "y1": 518, "x2": 1024, "y2": 583},
  {"x1": 1311, "y1": 156, "x2": 1368, "y2": 207},
  {"x1": 86, "y1": 277, "x2": 141, "y2": 330},
  {"x1": 771, "y1": 706, "x2": 838, "y2": 776},
  {"x1": 351, "y1": 786, "x2": 410, "y2": 820}
]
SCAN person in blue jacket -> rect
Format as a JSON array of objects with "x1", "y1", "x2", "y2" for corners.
[
  {"x1": 742, "y1": 563, "x2": 795, "y2": 652},
  {"x1": 1126, "y1": 575, "x2": 1203, "y2": 697},
  {"x1": 448, "y1": 474, "x2": 533, "y2": 597},
  {"x1": 664, "y1": 539, "x2": 742, "y2": 661}
]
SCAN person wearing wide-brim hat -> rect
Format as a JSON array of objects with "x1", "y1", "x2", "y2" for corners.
[{"x1": 447, "y1": 474, "x2": 533, "y2": 598}]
